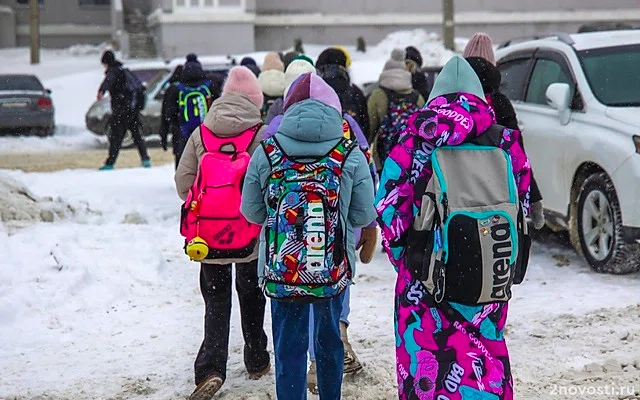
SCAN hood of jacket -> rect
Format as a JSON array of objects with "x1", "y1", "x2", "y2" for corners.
[
  {"x1": 181, "y1": 63, "x2": 206, "y2": 85},
  {"x1": 203, "y1": 93, "x2": 262, "y2": 136},
  {"x1": 258, "y1": 69, "x2": 286, "y2": 97},
  {"x1": 278, "y1": 99, "x2": 343, "y2": 143},
  {"x1": 466, "y1": 56, "x2": 501, "y2": 94},
  {"x1": 428, "y1": 55, "x2": 486, "y2": 103},
  {"x1": 379, "y1": 68, "x2": 413, "y2": 92},
  {"x1": 277, "y1": 73, "x2": 343, "y2": 143},
  {"x1": 317, "y1": 64, "x2": 351, "y2": 94}
]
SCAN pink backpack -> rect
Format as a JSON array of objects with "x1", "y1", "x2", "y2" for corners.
[{"x1": 180, "y1": 123, "x2": 262, "y2": 260}]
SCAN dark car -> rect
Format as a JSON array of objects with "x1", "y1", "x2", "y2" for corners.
[
  {"x1": 85, "y1": 59, "x2": 234, "y2": 147},
  {"x1": 0, "y1": 74, "x2": 55, "y2": 136}
]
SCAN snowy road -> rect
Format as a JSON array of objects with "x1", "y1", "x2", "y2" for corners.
[{"x1": 0, "y1": 165, "x2": 638, "y2": 400}]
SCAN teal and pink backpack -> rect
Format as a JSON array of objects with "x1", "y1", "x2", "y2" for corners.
[{"x1": 180, "y1": 124, "x2": 262, "y2": 260}]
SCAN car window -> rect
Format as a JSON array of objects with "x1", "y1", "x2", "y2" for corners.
[
  {"x1": 497, "y1": 59, "x2": 530, "y2": 101},
  {"x1": 525, "y1": 59, "x2": 572, "y2": 105},
  {"x1": 0, "y1": 75, "x2": 44, "y2": 91}
]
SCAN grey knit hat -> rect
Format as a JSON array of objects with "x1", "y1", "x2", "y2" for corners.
[{"x1": 383, "y1": 48, "x2": 407, "y2": 71}]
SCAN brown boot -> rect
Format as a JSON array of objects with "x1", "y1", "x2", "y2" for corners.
[
  {"x1": 248, "y1": 363, "x2": 271, "y2": 380},
  {"x1": 307, "y1": 360, "x2": 319, "y2": 394},
  {"x1": 340, "y1": 321, "x2": 363, "y2": 375},
  {"x1": 189, "y1": 375, "x2": 223, "y2": 400}
]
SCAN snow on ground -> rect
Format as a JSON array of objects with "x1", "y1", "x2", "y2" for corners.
[
  {"x1": 0, "y1": 167, "x2": 639, "y2": 399},
  {"x1": 0, "y1": 29, "x2": 464, "y2": 154}
]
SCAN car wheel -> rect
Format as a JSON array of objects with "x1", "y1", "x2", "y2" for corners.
[{"x1": 576, "y1": 173, "x2": 639, "y2": 274}]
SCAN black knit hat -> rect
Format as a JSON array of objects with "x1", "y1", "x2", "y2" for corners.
[
  {"x1": 405, "y1": 46, "x2": 423, "y2": 68},
  {"x1": 100, "y1": 50, "x2": 116, "y2": 66},
  {"x1": 316, "y1": 48, "x2": 348, "y2": 68}
]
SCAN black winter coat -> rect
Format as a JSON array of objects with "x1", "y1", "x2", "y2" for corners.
[
  {"x1": 318, "y1": 64, "x2": 370, "y2": 135},
  {"x1": 411, "y1": 71, "x2": 431, "y2": 101},
  {"x1": 99, "y1": 61, "x2": 130, "y2": 116},
  {"x1": 159, "y1": 66, "x2": 220, "y2": 147}
]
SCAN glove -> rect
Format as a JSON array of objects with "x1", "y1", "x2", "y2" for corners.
[
  {"x1": 161, "y1": 136, "x2": 168, "y2": 152},
  {"x1": 530, "y1": 200, "x2": 545, "y2": 230},
  {"x1": 356, "y1": 227, "x2": 378, "y2": 264}
]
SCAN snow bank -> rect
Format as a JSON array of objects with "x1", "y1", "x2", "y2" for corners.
[
  {"x1": 368, "y1": 29, "x2": 466, "y2": 66},
  {"x1": 0, "y1": 172, "x2": 76, "y2": 223},
  {"x1": 57, "y1": 42, "x2": 113, "y2": 57}
]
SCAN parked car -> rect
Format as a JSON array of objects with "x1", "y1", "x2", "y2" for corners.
[
  {"x1": 0, "y1": 74, "x2": 54, "y2": 136},
  {"x1": 495, "y1": 30, "x2": 640, "y2": 274},
  {"x1": 85, "y1": 57, "x2": 235, "y2": 147}
]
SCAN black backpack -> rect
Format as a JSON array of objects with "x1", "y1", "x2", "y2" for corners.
[{"x1": 121, "y1": 68, "x2": 146, "y2": 110}]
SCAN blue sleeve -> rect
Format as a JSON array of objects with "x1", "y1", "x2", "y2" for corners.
[
  {"x1": 241, "y1": 146, "x2": 270, "y2": 224},
  {"x1": 345, "y1": 147, "x2": 377, "y2": 228}
]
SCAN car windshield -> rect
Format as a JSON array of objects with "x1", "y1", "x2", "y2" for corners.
[
  {"x1": 579, "y1": 44, "x2": 640, "y2": 107},
  {"x1": 0, "y1": 75, "x2": 44, "y2": 91},
  {"x1": 144, "y1": 70, "x2": 170, "y2": 93},
  {"x1": 132, "y1": 68, "x2": 169, "y2": 86}
]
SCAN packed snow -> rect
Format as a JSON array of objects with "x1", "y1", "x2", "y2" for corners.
[{"x1": 0, "y1": 166, "x2": 639, "y2": 399}]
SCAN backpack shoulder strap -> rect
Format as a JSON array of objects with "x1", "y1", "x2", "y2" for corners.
[
  {"x1": 261, "y1": 136, "x2": 287, "y2": 169},
  {"x1": 201, "y1": 123, "x2": 261, "y2": 154},
  {"x1": 469, "y1": 124, "x2": 511, "y2": 149}
]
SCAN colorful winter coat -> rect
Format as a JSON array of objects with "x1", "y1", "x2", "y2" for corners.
[{"x1": 375, "y1": 72, "x2": 532, "y2": 400}]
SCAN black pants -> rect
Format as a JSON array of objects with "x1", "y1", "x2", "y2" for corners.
[
  {"x1": 105, "y1": 109, "x2": 149, "y2": 166},
  {"x1": 173, "y1": 134, "x2": 188, "y2": 170},
  {"x1": 194, "y1": 260, "x2": 269, "y2": 385}
]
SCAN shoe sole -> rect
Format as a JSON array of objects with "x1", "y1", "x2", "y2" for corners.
[
  {"x1": 189, "y1": 377, "x2": 223, "y2": 400},
  {"x1": 344, "y1": 362, "x2": 364, "y2": 375}
]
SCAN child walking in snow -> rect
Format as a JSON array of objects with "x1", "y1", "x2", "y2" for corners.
[
  {"x1": 241, "y1": 73, "x2": 376, "y2": 400},
  {"x1": 175, "y1": 66, "x2": 270, "y2": 400},
  {"x1": 375, "y1": 56, "x2": 532, "y2": 400}
]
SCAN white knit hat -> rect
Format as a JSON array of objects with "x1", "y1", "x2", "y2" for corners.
[{"x1": 283, "y1": 59, "x2": 317, "y2": 97}]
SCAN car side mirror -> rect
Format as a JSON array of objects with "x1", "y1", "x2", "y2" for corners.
[
  {"x1": 546, "y1": 83, "x2": 571, "y2": 125},
  {"x1": 45, "y1": 88, "x2": 52, "y2": 95}
]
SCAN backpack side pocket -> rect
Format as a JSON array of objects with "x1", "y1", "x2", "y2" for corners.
[{"x1": 406, "y1": 193, "x2": 438, "y2": 281}]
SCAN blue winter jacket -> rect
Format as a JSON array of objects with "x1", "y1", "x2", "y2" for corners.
[{"x1": 241, "y1": 98, "x2": 377, "y2": 280}]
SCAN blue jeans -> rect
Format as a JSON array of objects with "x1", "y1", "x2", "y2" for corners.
[
  {"x1": 271, "y1": 292, "x2": 345, "y2": 400},
  {"x1": 308, "y1": 284, "x2": 351, "y2": 362}
]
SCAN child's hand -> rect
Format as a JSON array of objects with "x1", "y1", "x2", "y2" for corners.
[{"x1": 356, "y1": 227, "x2": 378, "y2": 264}]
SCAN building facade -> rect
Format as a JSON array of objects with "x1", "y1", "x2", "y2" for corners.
[{"x1": 0, "y1": 0, "x2": 639, "y2": 59}]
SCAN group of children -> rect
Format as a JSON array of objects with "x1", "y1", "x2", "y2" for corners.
[{"x1": 123, "y1": 32, "x2": 540, "y2": 400}]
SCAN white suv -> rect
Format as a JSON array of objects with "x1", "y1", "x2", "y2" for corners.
[{"x1": 495, "y1": 31, "x2": 640, "y2": 274}]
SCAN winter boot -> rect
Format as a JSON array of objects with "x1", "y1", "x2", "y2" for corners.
[
  {"x1": 189, "y1": 375, "x2": 223, "y2": 400},
  {"x1": 341, "y1": 321, "x2": 363, "y2": 374},
  {"x1": 248, "y1": 363, "x2": 271, "y2": 380},
  {"x1": 307, "y1": 360, "x2": 319, "y2": 395},
  {"x1": 142, "y1": 159, "x2": 152, "y2": 168},
  {"x1": 99, "y1": 164, "x2": 114, "y2": 171}
]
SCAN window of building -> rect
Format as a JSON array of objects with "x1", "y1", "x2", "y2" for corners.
[
  {"x1": 79, "y1": 0, "x2": 111, "y2": 6},
  {"x1": 16, "y1": 0, "x2": 44, "y2": 5},
  {"x1": 173, "y1": 0, "x2": 244, "y2": 10}
]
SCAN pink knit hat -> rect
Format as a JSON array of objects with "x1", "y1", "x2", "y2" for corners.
[
  {"x1": 463, "y1": 33, "x2": 496, "y2": 65},
  {"x1": 222, "y1": 66, "x2": 264, "y2": 107}
]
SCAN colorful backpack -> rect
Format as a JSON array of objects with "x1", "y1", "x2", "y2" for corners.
[
  {"x1": 261, "y1": 136, "x2": 356, "y2": 302},
  {"x1": 406, "y1": 125, "x2": 530, "y2": 305},
  {"x1": 376, "y1": 89, "x2": 421, "y2": 165},
  {"x1": 177, "y1": 81, "x2": 213, "y2": 138},
  {"x1": 180, "y1": 123, "x2": 262, "y2": 261}
]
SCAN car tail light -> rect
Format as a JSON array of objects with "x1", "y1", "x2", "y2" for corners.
[
  {"x1": 37, "y1": 97, "x2": 52, "y2": 109},
  {"x1": 634, "y1": 135, "x2": 640, "y2": 154}
]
